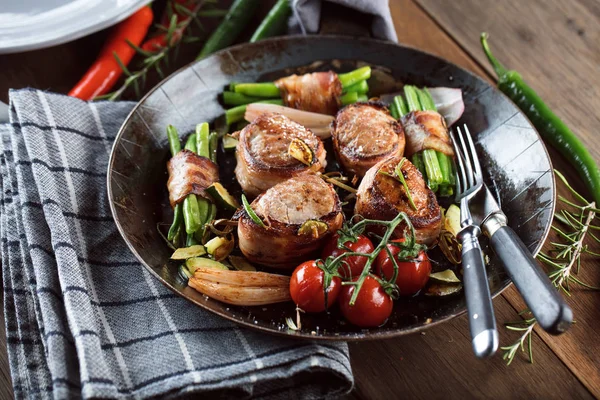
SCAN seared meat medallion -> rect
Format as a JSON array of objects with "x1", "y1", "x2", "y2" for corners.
[
  {"x1": 355, "y1": 154, "x2": 442, "y2": 246},
  {"x1": 332, "y1": 102, "x2": 405, "y2": 178},
  {"x1": 234, "y1": 112, "x2": 327, "y2": 197},
  {"x1": 238, "y1": 174, "x2": 344, "y2": 268}
]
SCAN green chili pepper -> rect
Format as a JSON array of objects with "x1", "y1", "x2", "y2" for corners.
[
  {"x1": 481, "y1": 33, "x2": 600, "y2": 206},
  {"x1": 196, "y1": 0, "x2": 260, "y2": 59},
  {"x1": 249, "y1": 0, "x2": 291, "y2": 43}
]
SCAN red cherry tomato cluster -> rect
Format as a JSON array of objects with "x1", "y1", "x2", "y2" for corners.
[
  {"x1": 289, "y1": 234, "x2": 432, "y2": 328},
  {"x1": 376, "y1": 239, "x2": 432, "y2": 296}
]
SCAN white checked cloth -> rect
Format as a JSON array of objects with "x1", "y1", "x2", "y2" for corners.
[{"x1": 0, "y1": 89, "x2": 353, "y2": 399}]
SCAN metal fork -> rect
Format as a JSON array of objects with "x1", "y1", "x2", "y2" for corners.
[
  {"x1": 451, "y1": 125, "x2": 498, "y2": 358},
  {"x1": 453, "y1": 126, "x2": 573, "y2": 337}
]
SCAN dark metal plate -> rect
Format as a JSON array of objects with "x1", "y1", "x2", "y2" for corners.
[{"x1": 107, "y1": 35, "x2": 555, "y2": 341}]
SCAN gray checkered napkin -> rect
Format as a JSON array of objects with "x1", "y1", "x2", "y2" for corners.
[{"x1": 1, "y1": 89, "x2": 353, "y2": 399}]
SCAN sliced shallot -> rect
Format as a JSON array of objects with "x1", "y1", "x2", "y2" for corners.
[
  {"x1": 188, "y1": 277, "x2": 291, "y2": 306},
  {"x1": 427, "y1": 87, "x2": 465, "y2": 126},
  {"x1": 192, "y1": 267, "x2": 291, "y2": 287},
  {"x1": 245, "y1": 103, "x2": 334, "y2": 139}
]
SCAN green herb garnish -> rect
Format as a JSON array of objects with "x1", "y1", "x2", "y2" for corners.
[
  {"x1": 378, "y1": 158, "x2": 418, "y2": 211},
  {"x1": 241, "y1": 193, "x2": 266, "y2": 228}
]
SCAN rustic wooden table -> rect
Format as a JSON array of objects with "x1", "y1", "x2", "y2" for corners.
[{"x1": 1, "y1": 0, "x2": 599, "y2": 399}]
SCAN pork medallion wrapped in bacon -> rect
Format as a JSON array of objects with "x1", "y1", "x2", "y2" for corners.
[
  {"x1": 401, "y1": 110, "x2": 454, "y2": 157},
  {"x1": 235, "y1": 112, "x2": 326, "y2": 197},
  {"x1": 355, "y1": 154, "x2": 442, "y2": 245},
  {"x1": 332, "y1": 102, "x2": 405, "y2": 178},
  {"x1": 275, "y1": 71, "x2": 342, "y2": 115},
  {"x1": 167, "y1": 150, "x2": 219, "y2": 207},
  {"x1": 237, "y1": 175, "x2": 344, "y2": 269}
]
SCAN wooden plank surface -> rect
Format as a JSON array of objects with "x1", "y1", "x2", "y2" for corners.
[
  {"x1": 413, "y1": 1, "x2": 600, "y2": 397},
  {"x1": 344, "y1": 1, "x2": 597, "y2": 398},
  {"x1": 1, "y1": 0, "x2": 599, "y2": 399},
  {"x1": 350, "y1": 295, "x2": 593, "y2": 400}
]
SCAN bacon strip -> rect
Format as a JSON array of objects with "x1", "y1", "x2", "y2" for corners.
[
  {"x1": 275, "y1": 71, "x2": 342, "y2": 115},
  {"x1": 167, "y1": 150, "x2": 219, "y2": 207},
  {"x1": 401, "y1": 110, "x2": 455, "y2": 157},
  {"x1": 237, "y1": 175, "x2": 343, "y2": 269}
]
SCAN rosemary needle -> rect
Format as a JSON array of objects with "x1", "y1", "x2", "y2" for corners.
[{"x1": 501, "y1": 169, "x2": 599, "y2": 366}]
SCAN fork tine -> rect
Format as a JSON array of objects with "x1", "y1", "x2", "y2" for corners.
[
  {"x1": 450, "y1": 129, "x2": 466, "y2": 196},
  {"x1": 456, "y1": 126, "x2": 475, "y2": 189},
  {"x1": 463, "y1": 125, "x2": 483, "y2": 185}
]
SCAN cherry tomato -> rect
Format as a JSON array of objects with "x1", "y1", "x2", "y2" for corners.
[
  {"x1": 375, "y1": 239, "x2": 431, "y2": 296},
  {"x1": 321, "y1": 234, "x2": 375, "y2": 278},
  {"x1": 290, "y1": 260, "x2": 341, "y2": 313},
  {"x1": 339, "y1": 275, "x2": 393, "y2": 327}
]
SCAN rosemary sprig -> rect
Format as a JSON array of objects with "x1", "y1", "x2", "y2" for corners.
[
  {"x1": 502, "y1": 169, "x2": 599, "y2": 365},
  {"x1": 501, "y1": 312, "x2": 536, "y2": 365},
  {"x1": 378, "y1": 158, "x2": 417, "y2": 211},
  {"x1": 538, "y1": 170, "x2": 599, "y2": 294},
  {"x1": 96, "y1": 0, "x2": 224, "y2": 101}
]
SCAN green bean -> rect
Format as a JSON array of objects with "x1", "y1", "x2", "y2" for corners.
[
  {"x1": 172, "y1": 224, "x2": 182, "y2": 248},
  {"x1": 340, "y1": 91, "x2": 358, "y2": 105},
  {"x1": 167, "y1": 204, "x2": 183, "y2": 241},
  {"x1": 184, "y1": 133, "x2": 197, "y2": 153},
  {"x1": 186, "y1": 234, "x2": 199, "y2": 247},
  {"x1": 195, "y1": 123, "x2": 210, "y2": 158},
  {"x1": 417, "y1": 87, "x2": 451, "y2": 187},
  {"x1": 183, "y1": 194, "x2": 202, "y2": 234},
  {"x1": 423, "y1": 149, "x2": 443, "y2": 188},
  {"x1": 436, "y1": 151, "x2": 453, "y2": 188},
  {"x1": 342, "y1": 80, "x2": 369, "y2": 94},
  {"x1": 390, "y1": 95, "x2": 407, "y2": 119},
  {"x1": 411, "y1": 153, "x2": 427, "y2": 178},
  {"x1": 234, "y1": 67, "x2": 372, "y2": 100},
  {"x1": 417, "y1": 87, "x2": 436, "y2": 111},
  {"x1": 197, "y1": 199, "x2": 210, "y2": 226},
  {"x1": 234, "y1": 82, "x2": 281, "y2": 98},
  {"x1": 223, "y1": 91, "x2": 266, "y2": 106},
  {"x1": 338, "y1": 66, "x2": 371, "y2": 88},
  {"x1": 167, "y1": 125, "x2": 183, "y2": 244},
  {"x1": 403, "y1": 85, "x2": 421, "y2": 112},
  {"x1": 167, "y1": 125, "x2": 181, "y2": 156},
  {"x1": 225, "y1": 99, "x2": 284, "y2": 125}
]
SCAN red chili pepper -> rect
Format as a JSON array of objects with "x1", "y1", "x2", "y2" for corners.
[
  {"x1": 68, "y1": 6, "x2": 154, "y2": 100},
  {"x1": 141, "y1": 0, "x2": 197, "y2": 52}
]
